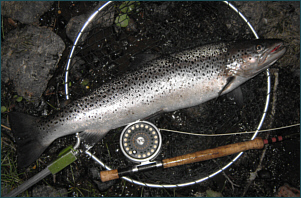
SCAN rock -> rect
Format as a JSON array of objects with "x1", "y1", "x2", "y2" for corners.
[
  {"x1": 65, "y1": 14, "x2": 90, "y2": 43},
  {"x1": 1, "y1": 1, "x2": 54, "y2": 24},
  {"x1": 93, "y1": 180, "x2": 115, "y2": 192},
  {"x1": 257, "y1": 169, "x2": 272, "y2": 179},
  {"x1": 32, "y1": 185, "x2": 68, "y2": 197},
  {"x1": 276, "y1": 183, "x2": 300, "y2": 197},
  {"x1": 1, "y1": 25, "x2": 65, "y2": 100},
  {"x1": 93, "y1": 1, "x2": 115, "y2": 27}
]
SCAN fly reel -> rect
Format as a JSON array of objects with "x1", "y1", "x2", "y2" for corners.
[{"x1": 120, "y1": 121, "x2": 162, "y2": 163}]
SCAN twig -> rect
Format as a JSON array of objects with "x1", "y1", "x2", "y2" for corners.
[
  {"x1": 212, "y1": 159, "x2": 240, "y2": 192},
  {"x1": 1, "y1": 136, "x2": 16, "y2": 151},
  {"x1": 242, "y1": 69, "x2": 279, "y2": 196},
  {"x1": 271, "y1": 70, "x2": 279, "y2": 118},
  {"x1": 222, "y1": 171, "x2": 240, "y2": 192},
  {"x1": 1, "y1": 124, "x2": 11, "y2": 131}
]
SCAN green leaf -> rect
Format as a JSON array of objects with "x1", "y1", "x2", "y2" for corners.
[
  {"x1": 80, "y1": 79, "x2": 90, "y2": 86},
  {"x1": 119, "y1": 1, "x2": 138, "y2": 13},
  {"x1": 16, "y1": 96, "x2": 23, "y2": 102},
  {"x1": 206, "y1": 189, "x2": 223, "y2": 197},
  {"x1": 1, "y1": 106, "x2": 7, "y2": 113},
  {"x1": 115, "y1": 14, "x2": 129, "y2": 27},
  {"x1": 69, "y1": 81, "x2": 72, "y2": 87},
  {"x1": 13, "y1": 95, "x2": 18, "y2": 99}
]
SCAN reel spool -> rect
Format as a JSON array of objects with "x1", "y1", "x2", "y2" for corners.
[{"x1": 120, "y1": 121, "x2": 162, "y2": 163}]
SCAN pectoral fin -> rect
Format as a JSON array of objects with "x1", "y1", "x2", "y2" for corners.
[
  {"x1": 218, "y1": 76, "x2": 235, "y2": 97},
  {"x1": 215, "y1": 76, "x2": 244, "y2": 107},
  {"x1": 226, "y1": 86, "x2": 244, "y2": 108},
  {"x1": 79, "y1": 129, "x2": 109, "y2": 149},
  {"x1": 215, "y1": 76, "x2": 236, "y2": 103}
]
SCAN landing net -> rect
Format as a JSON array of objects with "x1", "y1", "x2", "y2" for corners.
[{"x1": 65, "y1": 1, "x2": 270, "y2": 187}]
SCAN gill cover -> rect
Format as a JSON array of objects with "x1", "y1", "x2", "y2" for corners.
[{"x1": 226, "y1": 39, "x2": 286, "y2": 77}]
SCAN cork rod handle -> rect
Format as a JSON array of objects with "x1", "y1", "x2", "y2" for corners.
[
  {"x1": 162, "y1": 137, "x2": 264, "y2": 168},
  {"x1": 100, "y1": 169, "x2": 119, "y2": 182}
]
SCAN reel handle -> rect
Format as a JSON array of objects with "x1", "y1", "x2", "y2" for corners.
[
  {"x1": 100, "y1": 137, "x2": 265, "y2": 182},
  {"x1": 100, "y1": 162, "x2": 160, "y2": 182}
]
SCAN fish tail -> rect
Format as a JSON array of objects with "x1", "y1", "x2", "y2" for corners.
[{"x1": 9, "y1": 112, "x2": 49, "y2": 168}]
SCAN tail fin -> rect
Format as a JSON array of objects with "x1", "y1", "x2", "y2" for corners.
[{"x1": 9, "y1": 112, "x2": 48, "y2": 168}]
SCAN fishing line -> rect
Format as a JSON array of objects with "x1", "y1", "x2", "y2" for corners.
[
  {"x1": 159, "y1": 123, "x2": 300, "y2": 137},
  {"x1": 1, "y1": 123, "x2": 299, "y2": 136}
]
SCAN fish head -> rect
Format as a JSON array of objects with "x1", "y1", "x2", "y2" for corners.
[{"x1": 226, "y1": 39, "x2": 286, "y2": 78}]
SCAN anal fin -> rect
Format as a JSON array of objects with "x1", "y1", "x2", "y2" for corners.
[{"x1": 142, "y1": 109, "x2": 164, "y2": 121}]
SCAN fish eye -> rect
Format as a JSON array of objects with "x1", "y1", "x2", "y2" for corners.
[{"x1": 256, "y1": 45, "x2": 263, "y2": 51}]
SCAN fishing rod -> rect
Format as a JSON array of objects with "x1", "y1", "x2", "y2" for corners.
[
  {"x1": 100, "y1": 129, "x2": 299, "y2": 182},
  {"x1": 2, "y1": 121, "x2": 298, "y2": 195},
  {"x1": 2, "y1": 120, "x2": 299, "y2": 193}
]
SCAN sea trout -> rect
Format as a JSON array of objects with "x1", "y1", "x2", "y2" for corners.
[{"x1": 9, "y1": 39, "x2": 286, "y2": 168}]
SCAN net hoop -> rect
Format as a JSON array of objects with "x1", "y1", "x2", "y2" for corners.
[{"x1": 65, "y1": 1, "x2": 271, "y2": 188}]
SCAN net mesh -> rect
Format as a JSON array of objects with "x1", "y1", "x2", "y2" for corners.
[{"x1": 65, "y1": 2, "x2": 267, "y2": 185}]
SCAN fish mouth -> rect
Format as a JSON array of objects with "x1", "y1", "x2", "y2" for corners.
[{"x1": 259, "y1": 41, "x2": 286, "y2": 69}]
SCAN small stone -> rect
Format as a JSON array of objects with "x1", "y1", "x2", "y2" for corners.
[
  {"x1": 66, "y1": 2, "x2": 114, "y2": 42},
  {"x1": 1, "y1": 1, "x2": 54, "y2": 24},
  {"x1": 32, "y1": 185, "x2": 68, "y2": 197},
  {"x1": 65, "y1": 14, "x2": 90, "y2": 43},
  {"x1": 276, "y1": 183, "x2": 300, "y2": 197},
  {"x1": 258, "y1": 169, "x2": 272, "y2": 179},
  {"x1": 93, "y1": 179, "x2": 115, "y2": 192}
]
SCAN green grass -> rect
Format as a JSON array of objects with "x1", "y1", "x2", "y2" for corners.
[{"x1": 1, "y1": 133, "x2": 30, "y2": 196}]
